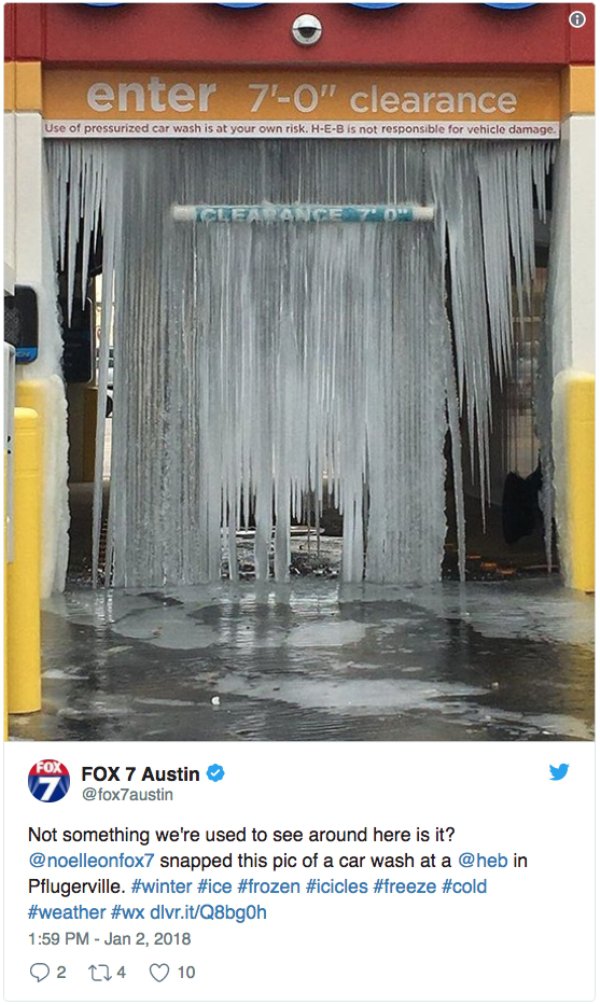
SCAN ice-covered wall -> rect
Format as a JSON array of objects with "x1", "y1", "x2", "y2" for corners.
[
  {"x1": 10, "y1": 111, "x2": 70, "y2": 597},
  {"x1": 541, "y1": 113, "x2": 595, "y2": 587},
  {"x1": 46, "y1": 139, "x2": 553, "y2": 588}
]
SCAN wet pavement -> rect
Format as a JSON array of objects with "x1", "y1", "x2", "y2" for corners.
[{"x1": 10, "y1": 577, "x2": 593, "y2": 743}]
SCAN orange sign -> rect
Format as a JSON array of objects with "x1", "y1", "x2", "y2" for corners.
[{"x1": 43, "y1": 70, "x2": 560, "y2": 140}]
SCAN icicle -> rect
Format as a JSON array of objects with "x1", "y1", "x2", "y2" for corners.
[
  {"x1": 46, "y1": 138, "x2": 555, "y2": 590},
  {"x1": 90, "y1": 143, "x2": 123, "y2": 586},
  {"x1": 538, "y1": 143, "x2": 566, "y2": 573}
]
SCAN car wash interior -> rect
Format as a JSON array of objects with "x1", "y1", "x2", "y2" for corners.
[
  {"x1": 55, "y1": 138, "x2": 554, "y2": 589},
  {"x1": 5, "y1": 3, "x2": 594, "y2": 741}
]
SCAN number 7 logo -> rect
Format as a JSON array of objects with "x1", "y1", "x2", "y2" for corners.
[{"x1": 28, "y1": 761, "x2": 70, "y2": 802}]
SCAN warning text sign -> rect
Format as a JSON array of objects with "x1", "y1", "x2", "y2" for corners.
[{"x1": 43, "y1": 70, "x2": 560, "y2": 140}]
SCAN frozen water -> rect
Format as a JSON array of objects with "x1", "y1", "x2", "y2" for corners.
[
  {"x1": 16, "y1": 163, "x2": 70, "y2": 596},
  {"x1": 45, "y1": 139, "x2": 555, "y2": 588},
  {"x1": 538, "y1": 143, "x2": 565, "y2": 573}
]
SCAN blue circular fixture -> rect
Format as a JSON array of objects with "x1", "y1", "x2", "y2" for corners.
[
  {"x1": 217, "y1": 3, "x2": 265, "y2": 7},
  {"x1": 350, "y1": 3, "x2": 403, "y2": 7}
]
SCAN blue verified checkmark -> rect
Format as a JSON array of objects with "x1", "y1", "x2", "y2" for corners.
[
  {"x1": 549, "y1": 763, "x2": 569, "y2": 781},
  {"x1": 207, "y1": 764, "x2": 225, "y2": 782}
]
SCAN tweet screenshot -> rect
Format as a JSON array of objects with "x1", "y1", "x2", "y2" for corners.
[{"x1": 3, "y1": 2, "x2": 595, "y2": 1002}]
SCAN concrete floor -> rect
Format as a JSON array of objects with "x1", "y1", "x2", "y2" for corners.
[{"x1": 11, "y1": 578, "x2": 594, "y2": 743}]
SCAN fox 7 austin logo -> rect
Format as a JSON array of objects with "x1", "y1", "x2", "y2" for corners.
[{"x1": 28, "y1": 760, "x2": 71, "y2": 802}]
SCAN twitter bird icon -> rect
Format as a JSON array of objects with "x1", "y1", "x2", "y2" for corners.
[{"x1": 549, "y1": 763, "x2": 569, "y2": 781}]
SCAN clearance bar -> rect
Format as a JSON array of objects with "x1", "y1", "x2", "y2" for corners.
[{"x1": 172, "y1": 204, "x2": 436, "y2": 222}]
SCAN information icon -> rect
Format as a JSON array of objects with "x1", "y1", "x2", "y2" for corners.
[
  {"x1": 28, "y1": 760, "x2": 70, "y2": 802},
  {"x1": 568, "y1": 10, "x2": 586, "y2": 27}
]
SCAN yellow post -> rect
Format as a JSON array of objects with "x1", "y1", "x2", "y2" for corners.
[
  {"x1": 566, "y1": 375, "x2": 595, "y2": 592},
  {"x1": 6, "y1": 407, "x2": 42, "y2": 713},
  {"x1": 4, "y1": 454, "x2": 8, "y2": 738},
  {"x1": 16, "y1": 378, "x2": 55, "y2": 598},
  {"x1": 4, "y1": 343, "x2": 15, "y2": 738},
  {"x1": 553, "y1": 371, "x2": 595, "y2": 592}
]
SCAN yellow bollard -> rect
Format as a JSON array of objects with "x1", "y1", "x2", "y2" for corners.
[
  {"x1": 6, "y1": 407, "x2": 42, "y2": 713},
  {"x1": 4, "y1": 454, "x2": 8, "y2": 739},
  {"x1": 4, "y1": 342, "x2": 15, "y2": 737},
  {"x1": 553, "y1": 371, "x2": 595, "y2": 592},
  {"x1": 565, "y1": 375, "x2": 595, "y2": 592}
]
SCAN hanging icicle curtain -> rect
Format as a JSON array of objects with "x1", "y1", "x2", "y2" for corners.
[{"x1": 46, "y1": 139, "x2": 555, "y2": 588}]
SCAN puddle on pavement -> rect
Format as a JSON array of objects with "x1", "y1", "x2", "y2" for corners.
[{"x1": 10, "y1": 578, "x2": 594, "y2": 742}]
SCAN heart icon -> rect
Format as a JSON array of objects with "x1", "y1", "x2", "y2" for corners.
[{"x1": 149, "y1": 964, "x2": 170, "y2": 983}]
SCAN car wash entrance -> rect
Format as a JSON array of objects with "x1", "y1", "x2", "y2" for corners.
[
  {"x1": 49, "y1": 131, "x2": 555, "y2": 591},
  {"x1": 9, "y1": 50, "x2": 593, "y2": 744}
]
